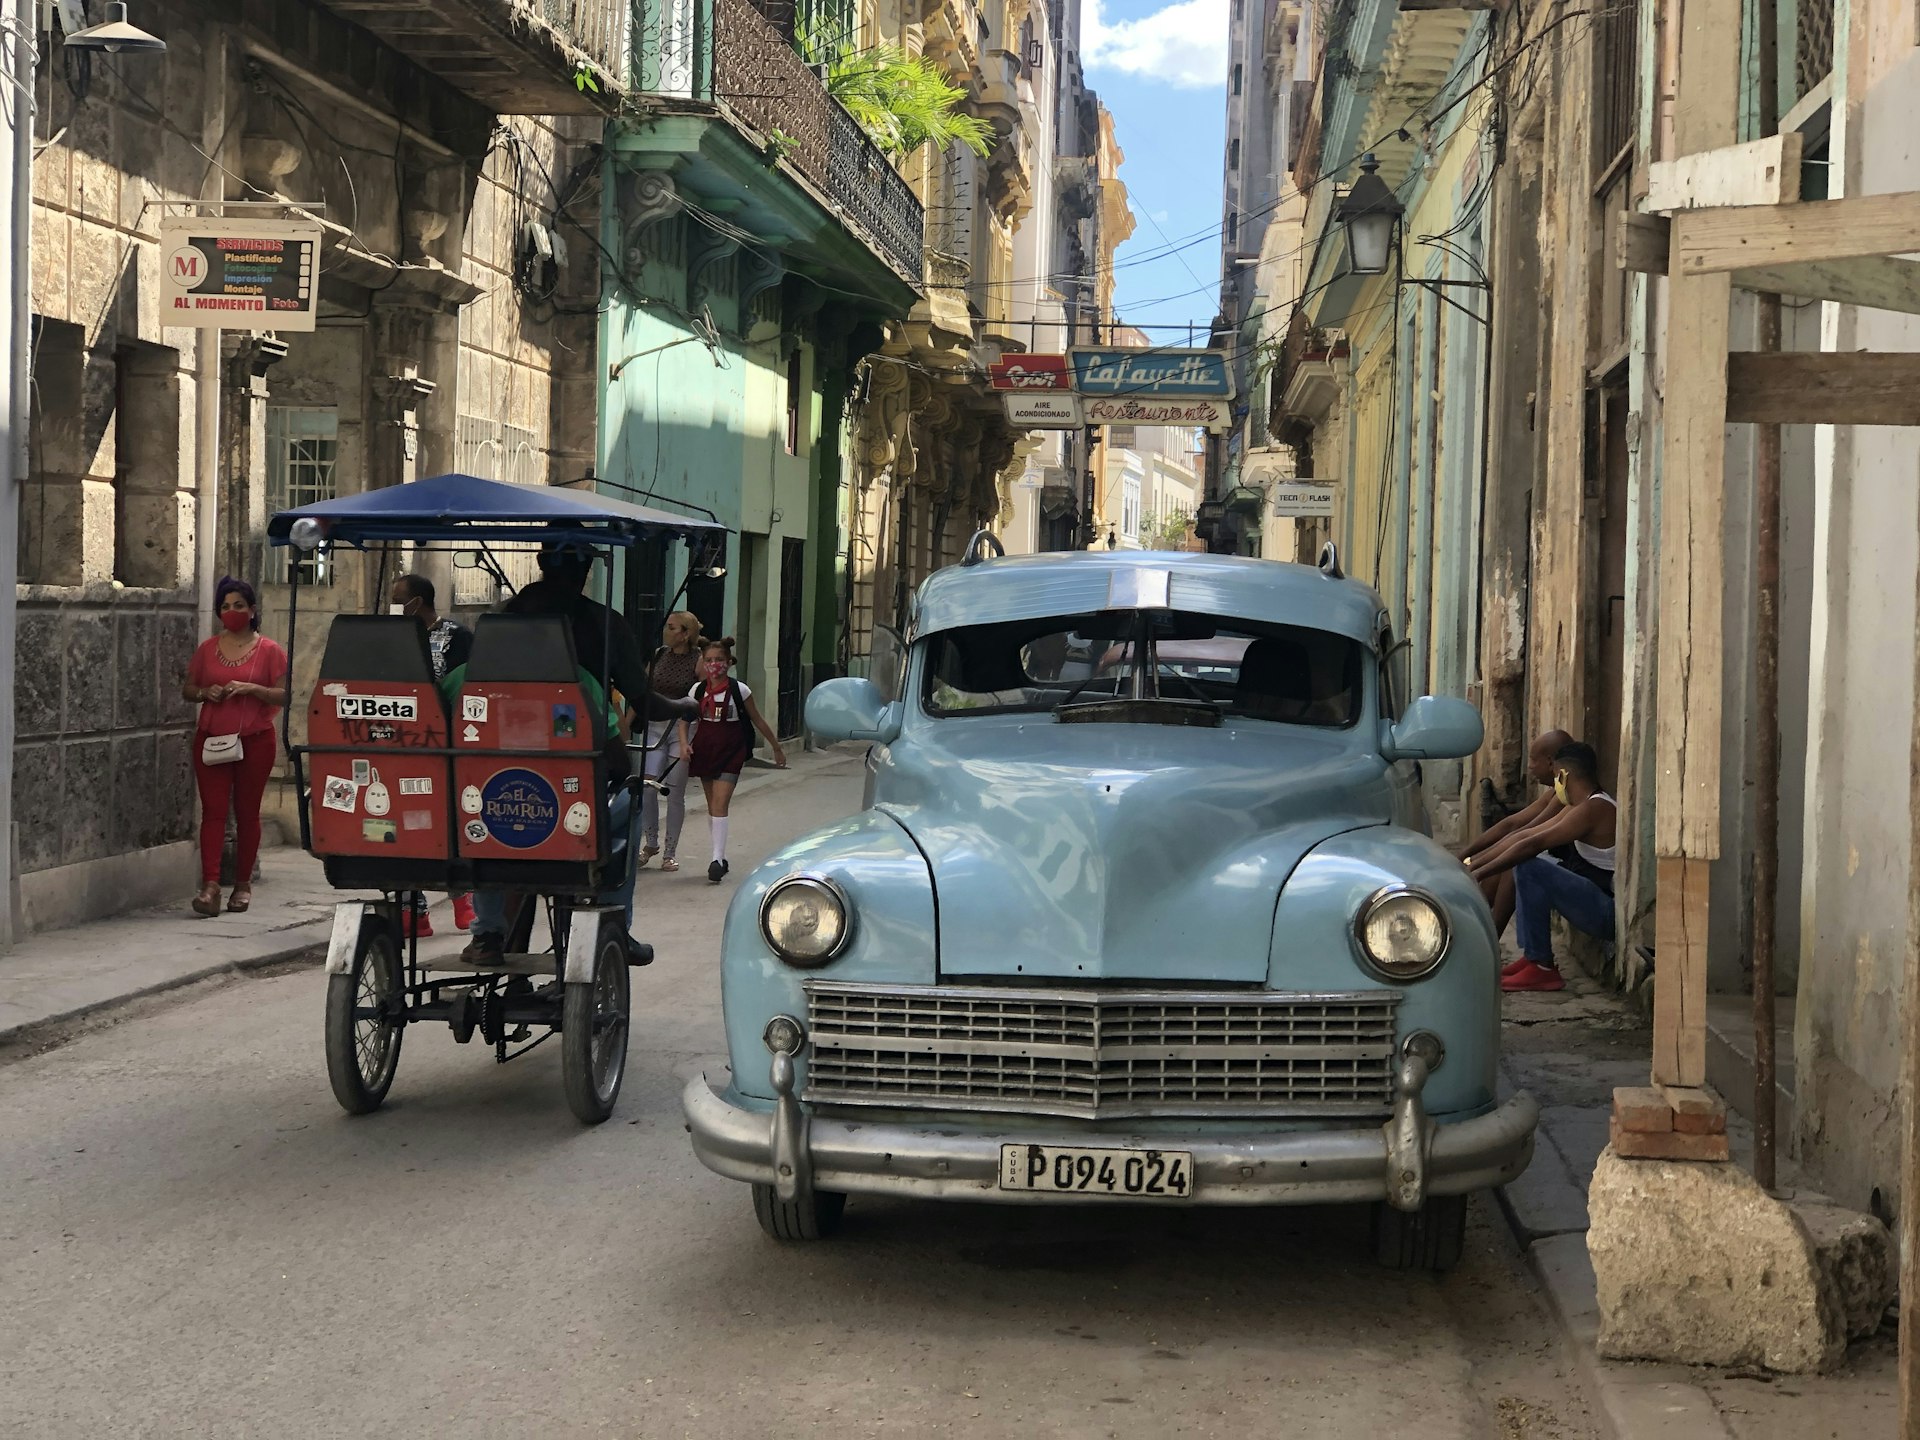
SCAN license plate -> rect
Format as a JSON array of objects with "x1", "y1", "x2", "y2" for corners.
[{"x1": 998, "y1": 1144, "x2": 1194, "y2": 1198}]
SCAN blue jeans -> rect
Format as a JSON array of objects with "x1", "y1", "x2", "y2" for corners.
[
  {"x1": 1513, "y1": 856, "x2": 1615, "y2": 969},
  {"x1": 469, "y1": 789, "x2": 638, "y2": 939}
]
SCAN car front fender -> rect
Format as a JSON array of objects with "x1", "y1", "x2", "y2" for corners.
[
  {"x1": 720, "y1": 808, "x2": 937, "y2": 1101},
  {"x1": 1267, "y1": 827, "x2": 1501, "y2": 1118}
]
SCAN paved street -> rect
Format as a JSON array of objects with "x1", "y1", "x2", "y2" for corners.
[{"x1": 1, "y1": 755, "x2": 1596, "y2": 1439}]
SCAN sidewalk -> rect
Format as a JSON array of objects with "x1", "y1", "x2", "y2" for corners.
[
  {"x1": 0, "y1": 742, "x2": 863, "y2": 1050},
  {"x1": 1497, "y1": 962, "x2": 1897, "y2": 1438}
]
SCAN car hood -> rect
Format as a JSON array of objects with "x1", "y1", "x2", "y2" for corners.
[{"x1": 874, "y1": 718, "x2": 1395, "y2": 981}]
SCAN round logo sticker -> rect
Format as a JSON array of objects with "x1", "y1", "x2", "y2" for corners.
[
  {"x1": 480, "y1": 769, "x2": 560, "y2": 849},
  {"x1": 463, "y1": 818, "x2": 488, "y2": 844}
]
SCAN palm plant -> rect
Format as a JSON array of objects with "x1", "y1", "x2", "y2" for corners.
[{"x1": 799, "y1": 28, "x2": 996, "y2": 159}]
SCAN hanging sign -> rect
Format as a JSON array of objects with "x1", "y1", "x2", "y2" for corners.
[
  {"x1": 161, "y1": 217, "x2": 322, "y2": 332},
  {"x1": 1084, "y1": 396, "x2": 1233, "y2": 431},
  {"x1": 1003, "y1": 392, "x2": 1084, "y2": 428},
  {"x1": 1070, "y1": 347, "x2": 1233, "y2": 398},
  {"x1": 1270, "y1": 484, "x2": 1338, "y2": 518},
  {"x1": 988, "y1": 353, "x2": 1072, "y2": 391}
]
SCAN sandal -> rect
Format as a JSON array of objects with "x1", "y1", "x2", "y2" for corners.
[
  {"x1": 660, "y1": 856, "x2": 680, "y2": 873},
  {"x1": 226, "y1": 886, "x2": 252, "y2": 914},
  {"x1": 637, "y1": 844, "x2": 660, "y2": 869},
  {"x1": 191, "y1": 884, "x2": 222, "y2": 917}
]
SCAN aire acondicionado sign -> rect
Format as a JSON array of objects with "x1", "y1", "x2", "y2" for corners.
[{"x1": 161, "y1": 217, "x2": 322, "y2": 332}]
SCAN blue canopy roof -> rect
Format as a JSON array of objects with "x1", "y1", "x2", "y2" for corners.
[{"x1": 266, "y1": 473, "x2": 725, "y2": 549}]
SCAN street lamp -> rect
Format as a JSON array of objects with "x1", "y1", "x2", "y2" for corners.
[
  {"x1": 1334, "y1": 153, "x2": 1403, "y2": 277},
  {"x1": 63, "y1": 2, "x2": 168, "y2": 53}
]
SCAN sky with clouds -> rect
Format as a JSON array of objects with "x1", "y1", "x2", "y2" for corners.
[{"x1": 1082, "y1": 0, "x2": 1228, "y2": 337}]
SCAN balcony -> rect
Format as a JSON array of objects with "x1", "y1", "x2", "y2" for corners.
[
  {"x1": 320, "y1": 0, "x2": 628, "y2": 113},
  {"x1": 630, "y1": 0, "x2": 925, "y2": 288}
]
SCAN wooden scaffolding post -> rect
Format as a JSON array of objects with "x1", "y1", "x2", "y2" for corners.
[{"x1": 1648, "y1": 0, "x2": 1740, "y2": 1092}]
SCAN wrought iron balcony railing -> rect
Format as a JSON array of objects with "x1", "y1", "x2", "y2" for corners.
[{"x1": 634, "y1": 0, "x2": 926, "y2": 286}]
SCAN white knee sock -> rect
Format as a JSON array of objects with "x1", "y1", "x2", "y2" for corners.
[{"x1": 711, "y1": 815, "x2": 729, "y2": 864}]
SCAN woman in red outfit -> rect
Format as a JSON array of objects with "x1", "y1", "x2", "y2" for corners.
[{"x1": 181, "y1": 578, "x2": 289, "y2": 916}]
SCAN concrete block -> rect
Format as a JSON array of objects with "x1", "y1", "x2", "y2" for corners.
[
  {"x1": 20, "y1": 477, "x2": 116, "y2": 586},
  {"x1": 1609, "y1": 1115, "x2": 1732, "y2": 1161},
  {"x1": 111, "y1": 732, "x2": 158, "y2": 854},
  {"x1": 60, "y1": 738, "x2": 113, "y2": 866},
  {"x1": 64, "y1": 610, "x2": 114, "y2": 732},
  {"x1": 115, "y1": 490, "x2": 194, "y2": 589},
  {"x1": 31, "y1": 204, "x2": 69, "y2": 318},
  {"x1": 1590, "y1": 1145, "x2": 1851, "y2": 1372},
  {"x1": 113, "y1": 610, "x2": 160, "y2": 729},
  {"x1": 1795, "y1": 1199, "x2": 1895, "y2": 1340},
  {"x1": 1614, "y1": 1085, "x2": 1673, "y2": 1132},
  {"x1": 157, "y1": 611, "x2": 201, "y2": 725},
  {"x1": 12, "y1": 741, "x2": 65, "y2": 873},
  {"x1": 14, "y1": 607, "x2": 65, "y2": 738},
  {"x1": 153, "y1": 730, "x2": 195, "y2": 845}
]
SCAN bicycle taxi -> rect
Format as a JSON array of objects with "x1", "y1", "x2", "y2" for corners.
[{"x1": 267, "y1": 473, "x2": 723, "y2": 1124}]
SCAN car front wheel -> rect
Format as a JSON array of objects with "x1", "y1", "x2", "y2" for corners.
[
  {"x1": 1371, "y1": 1194, "x2": 1468, "y2": 1272},
  {"x1": 752, "y1": 1183, "x2": 847, "y2": 1241}
]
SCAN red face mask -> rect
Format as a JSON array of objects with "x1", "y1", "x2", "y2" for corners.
[
  {"x1": 703, "y1": 659, "x2": 729, "y2": 682},
  {"x1": 220, "y1": 609, "x2": 252, "y2": 633}
]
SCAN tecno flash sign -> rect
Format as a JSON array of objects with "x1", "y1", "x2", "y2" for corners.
[{"x1": 336, "y1": 695, "x2": 419, "y2": 722}]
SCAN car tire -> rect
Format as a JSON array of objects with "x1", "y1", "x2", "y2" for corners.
[
  {"x1": 752, "y1": 1183, "x2": 847, "y2": 1242},
  {"x1": 1371, "y1": 1194, "x2": 1468, "y2": 1273}
]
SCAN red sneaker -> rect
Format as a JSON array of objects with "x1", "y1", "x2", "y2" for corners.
[
  {"x1": 451, "y1": 894, "x2": 475, "y2": 932},
  {"x1": 402, "y1": 908, "x2": 433, "y2": 940},
  {"x1": 1501, "y1": 960, "x2": 1564, "y2": 992},
  {"x1": 1500, "y1": 957, "x2": 1531, "y2": 979}
]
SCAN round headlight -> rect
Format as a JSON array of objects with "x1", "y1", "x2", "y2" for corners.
[
  {"x1": 760, "y1": 875, "x2": 851, "y2": 966},
  {"x1": 1353, "y1": 885, "x2": 1450, "y2": 980}
]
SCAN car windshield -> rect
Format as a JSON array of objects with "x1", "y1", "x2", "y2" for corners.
[{"x1": 921, "y1": 610, "x2": 1366, "y2": 726}]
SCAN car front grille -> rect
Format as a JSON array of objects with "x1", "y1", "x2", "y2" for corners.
[{"x1": 801, "y1": 982, "x2": 1403, "y2": 1120}]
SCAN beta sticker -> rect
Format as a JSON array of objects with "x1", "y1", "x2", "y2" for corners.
[
  {"x1": 398, "y1": 777, "x2": 433, "y2": 796},
  {"x1": 462, "y1": 695, "x2": 489, "y2": 723},
  {"x1": 463, "y1": 819, "x2": 488, "y2": 844},
  {"x1": 361, "y1": 818, "x2": 397, "y2": 844},
  {"x1": 335, "y1": 694, "x2": 419, "y2": 722},
  {"x1": 322, "y1": 777, "x2": 357, "y2": 813}
]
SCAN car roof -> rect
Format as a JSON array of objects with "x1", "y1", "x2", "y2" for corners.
[{"x1": 913, "y1": 551, "x2": 1387, "y2": 645}]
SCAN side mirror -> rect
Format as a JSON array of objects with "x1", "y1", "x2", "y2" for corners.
[
  {"x1": 806, "y1": 677, "x2": 903, "y2": 744},
  {"x1": 452, "y1": 549, "x2": 483, "y2": 570},
  {"x1": 1382, "y1": 696, "x2": 1483, "y2": 761}
]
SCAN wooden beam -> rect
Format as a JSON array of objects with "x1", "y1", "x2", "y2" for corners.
[
  {"x1": 1652, "y1": 856, "x2": 1712, "y2": 1087},
  {"x1": 1645, "y1": 132, "x2": 1803, "y2": 213},
  {"x1": 1725, "y1": 351, "x2": 1920, "y2": 425},
  {"x1": 1729, "y1": 255, "x2": 1920, "y2": 315},
  {"x1": 1674, "y1": 190, "x2": 1920, "y2": 275},
  {"x1": 1654, "y1": 266, "x2": 1730, "y2": 857},
  {"x1": 1620, "y1": 212, "x2": 1672, "y2": 275}
]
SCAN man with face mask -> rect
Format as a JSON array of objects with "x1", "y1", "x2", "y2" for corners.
[
  {"x1": 390, "y1": 573, "x2": 472, "y2": 680},
  {"x1": 1466, "y1": 741, "x2": 1618, "y2": 993}
]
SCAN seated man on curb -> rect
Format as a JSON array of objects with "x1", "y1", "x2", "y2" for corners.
[
  {"x1": 1464, "y1": 741, "x2": 1617, "y2": 993},
  {"x1": 1456, "y1": 727, "x2": 1574, "y2": 937}
]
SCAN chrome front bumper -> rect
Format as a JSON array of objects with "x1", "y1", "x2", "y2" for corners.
[{"x1": 682, "y1": 1052, "x2": 1539, "y2": 1211}]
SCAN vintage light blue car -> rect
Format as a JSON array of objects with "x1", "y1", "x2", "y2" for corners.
[{"x1": 683, "y1": 544, "x2": 1538, "y2": 1270}]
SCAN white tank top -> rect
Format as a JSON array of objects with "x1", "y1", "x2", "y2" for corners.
[{"x1": 1575, "y1": 793, "x2": 1618, "y2": 872}]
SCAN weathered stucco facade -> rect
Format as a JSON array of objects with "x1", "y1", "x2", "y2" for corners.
[{"x1": 17, "y1": 0, "x2": 614, "y2": 929}]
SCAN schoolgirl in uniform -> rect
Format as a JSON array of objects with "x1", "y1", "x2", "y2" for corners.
[{"x1": 680, "y1": 637, "x2": 786, "y2": 882}]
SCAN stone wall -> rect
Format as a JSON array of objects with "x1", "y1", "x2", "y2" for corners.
[{"x1": 12, "y1": 588, "x2": 198, "y2": 896}]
